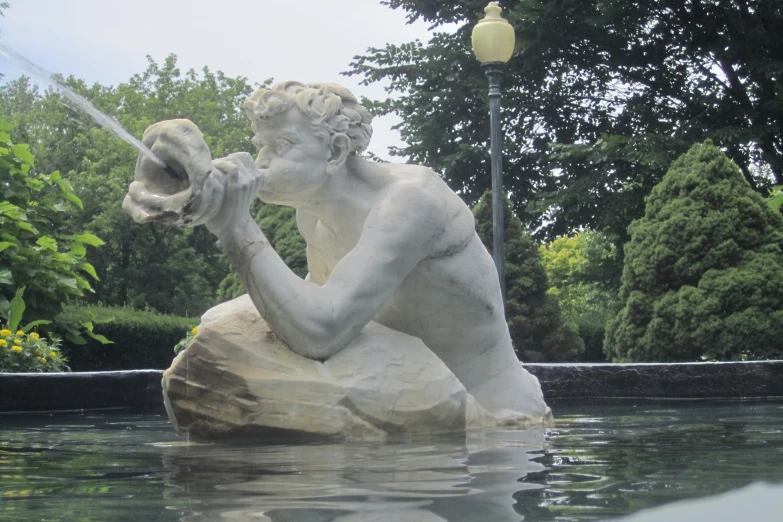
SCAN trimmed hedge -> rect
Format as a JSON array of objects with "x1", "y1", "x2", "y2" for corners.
[{"x1": 56, "y1": 304, "x2": 197, "y2": 371}]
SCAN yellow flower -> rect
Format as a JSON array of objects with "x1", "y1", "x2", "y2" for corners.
[
  {"x1": 15, "y1": 330, "x2": 23, "y2": 336},
  {"x1": 0, "y1": 340, "x2": 6, "y2": 348},
  {"x1": 12, "y1": 339, "x2": 21, "y2": 346},
  {"x1": 191, "y1": 326, "x2": 198, "y2": 335},
  {"x1": 37, "y1": 357, "x2": 46, "y2": 364},
  {"x1": 0, "y1": 329, "x2": 10, "y2": 337},
  {"x1": 11, "y1": 346, "x2": 22, "y2": 353},
  {"x1": 28, "y1": 333, "x2": 39, "y2": 342},
  {"x1": 48, "y1": 351, "x2": 57, "y2": 358}
]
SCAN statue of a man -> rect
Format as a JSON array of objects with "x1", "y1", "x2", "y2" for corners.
[{"x1": 124, "y1": 81, "x2": 550, "y2": 421}]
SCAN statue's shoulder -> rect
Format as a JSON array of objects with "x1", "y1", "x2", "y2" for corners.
[{"x1": 382, "y1": 164, "x2": 475, "y2": 255}]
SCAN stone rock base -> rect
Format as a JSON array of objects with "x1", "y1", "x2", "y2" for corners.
[{"x1": 163, "y1": 295, "x2": 523, "y2": 439}]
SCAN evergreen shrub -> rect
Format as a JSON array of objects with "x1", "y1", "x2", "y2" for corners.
[
  {"x1": 474, "y1": 191, "x2": 583, "y2": 361},
  {"x1": 605, "y1": 141, "x2": 783, "y2": 361}
]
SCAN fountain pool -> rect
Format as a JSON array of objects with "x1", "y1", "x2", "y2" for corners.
[{"x1": 2, "y1": 399, "x2": 782, "y2": 521}]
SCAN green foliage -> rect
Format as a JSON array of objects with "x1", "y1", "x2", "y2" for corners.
[
  {"x1": 769, "y1": 186, "x2": 783, "y2": 211},
  {"x1": 0, "y1": 327, "x2": 68, "y2": 373},
  {"x1": 217, "y1": 202, "x2": 307, "y2": 301},
  {"x1": 173, "y1": 325, "x2": 199, "y2": 355},
  {"x1": 473, "y1": 191, "x2": 583, "y2": 361},
  {"x1": 0, "y1": 56, "x2": 267, "y2": 316},
  {"x1": 574, "y1": 311, "x2": 609, "y2": 362},
  {"x1": 540, "y1": 231, "x2": 619, "y2": 361},
  {"x1": 0, "y1": 122, "x2": 103, "y2": 332},
  {"x1": 605, "y1": 141, "x2": 783, "y2": 362},
  {"x1": 347, "y1": 0, "x2": 782, "y2": 283},
  {"x1": 56, "y1": 304, "x2": 197, "y2": 371},
  {"x1": 4, "y1": 288, "x2": 51, "y2": 335}
]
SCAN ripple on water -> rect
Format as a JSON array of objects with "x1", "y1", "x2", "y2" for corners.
[{"x1": 1, "y1": 401, "x2": 782, "y2": 521}]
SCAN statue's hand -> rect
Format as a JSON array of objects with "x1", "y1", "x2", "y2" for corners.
[
  {"x1": 123, "y1": 119, "x2": 221, "y2": 227},
  {"x1": 205, "y1": 153, "x2": 266, "y2": 237}
]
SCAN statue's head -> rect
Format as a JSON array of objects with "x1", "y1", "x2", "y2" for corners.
[{"x1": 243, "y1": 82, "x2": 373, "y2": 203}]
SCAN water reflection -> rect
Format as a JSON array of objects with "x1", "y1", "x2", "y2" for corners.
[
  {"x1": 514, "y1": 401, "x2": 783, "y2": 520},
  {"x1": 162, "y1": 430, "x2": 547, "y2": 521},
  {"x1": 2, "y1": 401, "x2": 783, "y2": 521}
]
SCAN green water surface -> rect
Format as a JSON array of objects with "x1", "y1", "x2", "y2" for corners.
[{"x1": 1, "y1": 400, "x2": 781, "y2": 521}]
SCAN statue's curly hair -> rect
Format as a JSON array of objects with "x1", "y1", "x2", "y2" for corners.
[{"x1": 244, "y1": 81, "x2": 373, "y2": 154}]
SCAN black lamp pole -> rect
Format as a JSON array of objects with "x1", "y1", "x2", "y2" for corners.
[{"x1": 483, "y1": 61, "x2": 506, "y2": 302}]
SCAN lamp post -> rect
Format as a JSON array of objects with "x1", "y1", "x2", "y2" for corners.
[{"x1": 471, "y1": 1, "x2": 515, "y2": 303}]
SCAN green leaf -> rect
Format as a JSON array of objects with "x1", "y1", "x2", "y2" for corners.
[
  {"x1": 36, "y1": 236, "x2": 58, "y2": 251},
  {"x1": 10, "y1": 143, "x2": 34, "y2": 166},
  {"x1": 84, "y1": 330, "x2": 113, "y2": 345},
  {"x1": 0, "y1": 241, "x2": 15, "y2": 253},
  {"x1": 15, "y1": 221, "x2": 38, "y2": 234},
  {"x1": 54, "y1": 273, "x2": 79, "y2": 290},
  {"x1": 0, "y1": 269, "x2": 13, "y2": 286},
  {"x1": 62, "y1": 191, "x2": 83, "y2": 210},
  {"x1": 65, "y1": 332, "x2": 87, "y2": 345},
  {"x1": 72, "y1": 233, "x2": 105, "y2": 246},
  {"x1": 70, "y1": 242, "x2": 87, "y2": 258},
  {"x1": 8, "y1": 287, "x2": 25, "y2": 332},
  {"x1": 768, "y1": 186, "x2": 783, "y2": 210},
  {"x1": 78, "y1": 262, "x2": 99, "y2": 280},
  {"x1": 0, "y1": 295, "x2": 9, "y2": 318},
  {"x1": 56, "y1": 176, "x2": 74, "y2": 193},
  {"x1": 21, "y1": 319, "x2": 51, "y2": 333}
]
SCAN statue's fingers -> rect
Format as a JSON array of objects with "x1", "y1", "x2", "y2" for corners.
[
  {"x1": 221, "y1": 153, "x2": 267, "y2": 194},
  {"x1": 227, "y1": 152, "x2": 257, "y2": 171},
  {"x1": 212, "y1": 157, "x2": 241, "y2": 178}
]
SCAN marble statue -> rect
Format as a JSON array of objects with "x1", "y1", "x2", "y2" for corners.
[{"x1": 123, "y1": 81, "x2": 552, "y2": 438}]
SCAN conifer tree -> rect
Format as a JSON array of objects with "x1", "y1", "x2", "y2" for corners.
[
  {"x1": 474, "y1": 191, "x2": 583, "y2": 361},
  {"x1": 605, "y1": 141, "x2": 783, "y2": 361}
]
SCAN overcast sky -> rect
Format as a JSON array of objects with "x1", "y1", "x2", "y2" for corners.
[{"x1": 0, "y1": 0, "x2": 443, "y2": 161}]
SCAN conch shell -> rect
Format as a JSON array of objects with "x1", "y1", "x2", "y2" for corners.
[{"x1": 122, "y1": 119, "x2": 224, "y2": 227}]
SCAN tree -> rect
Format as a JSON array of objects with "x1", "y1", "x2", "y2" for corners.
[
  {"x1": 474, "y1": 190, "x2": 583, "y2": 361},
  {"x1": 0, "y1": 56, "x2": 265, "y2": 316},
  {"x1": 769, "y1": 185, "x2": 783, "y2": 211},
  {"x1": 540, "y1": 231, "x2": 618, "y2": 360},
  {"x1": 346, "y1": 0, "x2": 783, "y2": 267},
  {"x1": 604, "y1": 141, "x2": 783, "y2": 362},
  {"x1": 0, "y1": 121, "x2": 102, "y2": 332}
]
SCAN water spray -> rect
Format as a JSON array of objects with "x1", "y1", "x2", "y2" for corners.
[{"x1": 0, "y1": 43, "x2": 173, "y2": 172}]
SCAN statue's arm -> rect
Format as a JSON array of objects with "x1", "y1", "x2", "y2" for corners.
[
  {"x1": 216, "y1": 183, "x2": 437, "y2": 360},
  {"x1": 120, "y1": 120, "x2": 438, "y2": 359}
]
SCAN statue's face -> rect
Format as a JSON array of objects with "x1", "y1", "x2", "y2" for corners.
[{"x1": 252, "y1": 108, "x2": 331, "y2": 205}]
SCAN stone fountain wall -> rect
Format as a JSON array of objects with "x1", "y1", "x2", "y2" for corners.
[{"x1": 2, "y1": 361, "x2": 782, "y2": 412}]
